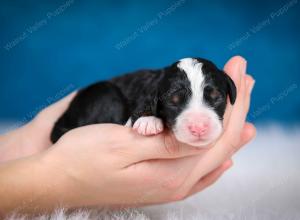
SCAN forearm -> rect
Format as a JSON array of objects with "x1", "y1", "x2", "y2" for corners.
[
  {"x1": 0, "y1": 154, "x2": 71, "y2": 217},
  {"x1": 0, "y1": 127, "x2": 25, "y2": 162}
]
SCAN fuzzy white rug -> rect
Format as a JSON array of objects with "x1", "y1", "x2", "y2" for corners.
[{"x1": 2, "y1": 124, "x2": 300, "y2": 220}]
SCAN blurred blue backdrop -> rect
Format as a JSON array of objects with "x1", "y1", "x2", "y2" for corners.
[{"x1": 0, "y1": 0, "x2": 299, "y2": 125}]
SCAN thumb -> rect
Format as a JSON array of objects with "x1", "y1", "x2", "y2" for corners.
[
  {"x1": 32, "y1": 91, "x2": 77, "y2": 130},
  {"x1": 124, "y1": 128, "x2": 206, "y2": 163}
]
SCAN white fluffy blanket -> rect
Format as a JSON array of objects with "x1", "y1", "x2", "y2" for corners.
[{"x1": 3, "y1": 124, "x2": 300, "y2": 220}]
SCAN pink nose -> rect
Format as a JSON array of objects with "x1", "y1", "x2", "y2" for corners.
[{"x1": 188, "y1": 123, "x2": 209, "y2": 137}]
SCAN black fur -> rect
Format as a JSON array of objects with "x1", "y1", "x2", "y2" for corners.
[{"x1": 50, "y1": 58, "x2": 236, "y2": 143}]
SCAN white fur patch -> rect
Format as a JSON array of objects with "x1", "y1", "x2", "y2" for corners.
[
  {"x1": 133, "y1": 116, "x2": 164, "y2": 136},
  {"x1": 177, "y1": 58, "x2": 205, "y2": 106}
]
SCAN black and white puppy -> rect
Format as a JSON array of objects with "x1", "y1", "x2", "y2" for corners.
[{"x1": 51, "y1": 58, "x2": 236, "y2": 147}]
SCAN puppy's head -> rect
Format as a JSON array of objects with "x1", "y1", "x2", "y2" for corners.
[{"x1": 157, "y1": 58, "x2": 236, "y2": 147}]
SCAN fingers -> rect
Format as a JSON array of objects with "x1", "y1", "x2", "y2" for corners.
[
  {"x1": 186, "y1": 123, "x2": 255, "y2": 197},
  {"x1": 125, "y1": 120, "x2": 254, "y2": 164},
  {"x1": 29, "y1": 91, "x2": 78, "y2": 144},
  {"x1": 223, "y1": 56, "x2": 246, "y2": 92},
  {"x1": 123, "y1": 121, "x2": 256, "y2": 204},
  {"x1": 126, "y1": 156, "x2": 232, "y2": 204},
  {"x1": 223, "y1": 56, "x2": 247, "y2": 128},
  {"x1": 45, "y1": 91, "x2": 77, "y2": 115},
  {"x1": 157, "y1": 122, "x2": 253, "y2": 201},
  {"x1": 123, "y1": 121, "x2": 255, "y2": 204},
  {"x1": 223, "y1": 75, "x2": 255, "y2": 146},
  {"x1": 123, "y1": 129, "x2": 207, "y2": 165},
  {"x1": 239, "y1": 122, "x2": 256, "y2": 146},
  {"x1": 244, "y1": 75, "x2": 255, "y2": 114},
  {"x1": 34, "y1": 91, "x2": 77, "y2": 125},
  {"x1": 185, "y1": 123, "x2": 255, "y2": 197},
  {"x1": 224, "y1": 56, "x2": 246, "y2": 88},
  {"x1": 187, "y1": 159, "x2": 232, "y2": 197}
]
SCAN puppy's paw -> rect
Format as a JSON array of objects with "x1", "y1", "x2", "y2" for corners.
[{"x1": 133, "y1": 116, "x2": 164, "y2": 136}]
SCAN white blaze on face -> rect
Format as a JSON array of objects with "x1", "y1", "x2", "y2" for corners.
[{"x1": 174, "y1": 58, "x2": 222, "y2": 147}]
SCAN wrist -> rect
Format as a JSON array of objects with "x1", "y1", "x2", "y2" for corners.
[
  {"x1": 37, "y1": 148, "x2": 86, "y2": 209},
  {"x1": 0, "y1": 122, "x2": 51, "y2": 162},
  {"x1": 0, "y1": 126, "x2": 24, "y2": 162},
  {"x1": 0, "y1": 155, "x2": 44, "y2": 216},
  {"x1": 0, "y1": 152, "x2": 75, "y2": 216}
]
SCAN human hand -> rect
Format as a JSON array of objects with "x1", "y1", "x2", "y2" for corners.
[
  {"x1": 0, "y1": 92, "x2": 76, "y2": 162},
  {"x1": 26, "y1": 56, "x2": 254, "y2": 209}
]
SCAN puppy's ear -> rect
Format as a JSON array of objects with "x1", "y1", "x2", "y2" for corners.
[{"x1": 224, "y1": 73, "x2": 237, "y2": 105}]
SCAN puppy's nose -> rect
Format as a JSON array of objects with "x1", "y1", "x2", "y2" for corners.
[{"x1": 188, "y1": 123, "x2": 209, "y2": 137}]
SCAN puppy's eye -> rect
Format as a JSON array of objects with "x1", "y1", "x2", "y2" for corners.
[
  {"x1": 169, "y1": 88, "x2": 189, "y2": 105},
  {"x1": 204, "y1": 86, "x2": 222, "y2": 101},
  {"x1": 210, "y1": 89, "x2": 221, "y2": 99},
  {"x1": 171, "y1": 95, "x2": 180, "y2": 104}
]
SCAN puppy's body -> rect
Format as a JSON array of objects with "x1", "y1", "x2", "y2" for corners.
[
  {"x1": 51, "y1": 69, "x2": 165, "y2": 142},
  {"x1": 51, "y1": 58, "x2": 236, "y2": 146}
]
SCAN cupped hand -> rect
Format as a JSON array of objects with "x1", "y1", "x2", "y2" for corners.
[
  {"x1": 34, "y1": 56, "x2": 255, "y2": 208},
  {"x1": 0, "y1": 92, "x2": 76, "y2": 161}
]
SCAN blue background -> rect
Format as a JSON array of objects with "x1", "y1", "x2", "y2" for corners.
[{"x1": 1, "y1": 0, "x2": 299, "y2": 125}]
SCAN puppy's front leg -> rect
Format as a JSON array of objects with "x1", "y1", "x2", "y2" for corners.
[
  {"x1": 130, "y1": 90, "x2": 163, "y2": 136},
  {"x1": 132, "y1": 116, "x2": 164, "y2": 136}
]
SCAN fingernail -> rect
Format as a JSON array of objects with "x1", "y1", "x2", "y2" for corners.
[{"x1": 239, "y1": 58, "x2": 247, "y2": 75}]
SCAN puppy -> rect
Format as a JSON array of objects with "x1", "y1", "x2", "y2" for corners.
[{"x1": 51, "y1": 58, "x2": 236, "y2": 147}]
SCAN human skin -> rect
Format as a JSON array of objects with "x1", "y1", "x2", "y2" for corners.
[{"x1": 0, "y1": 56, "x2": 255, "y2": 217}]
